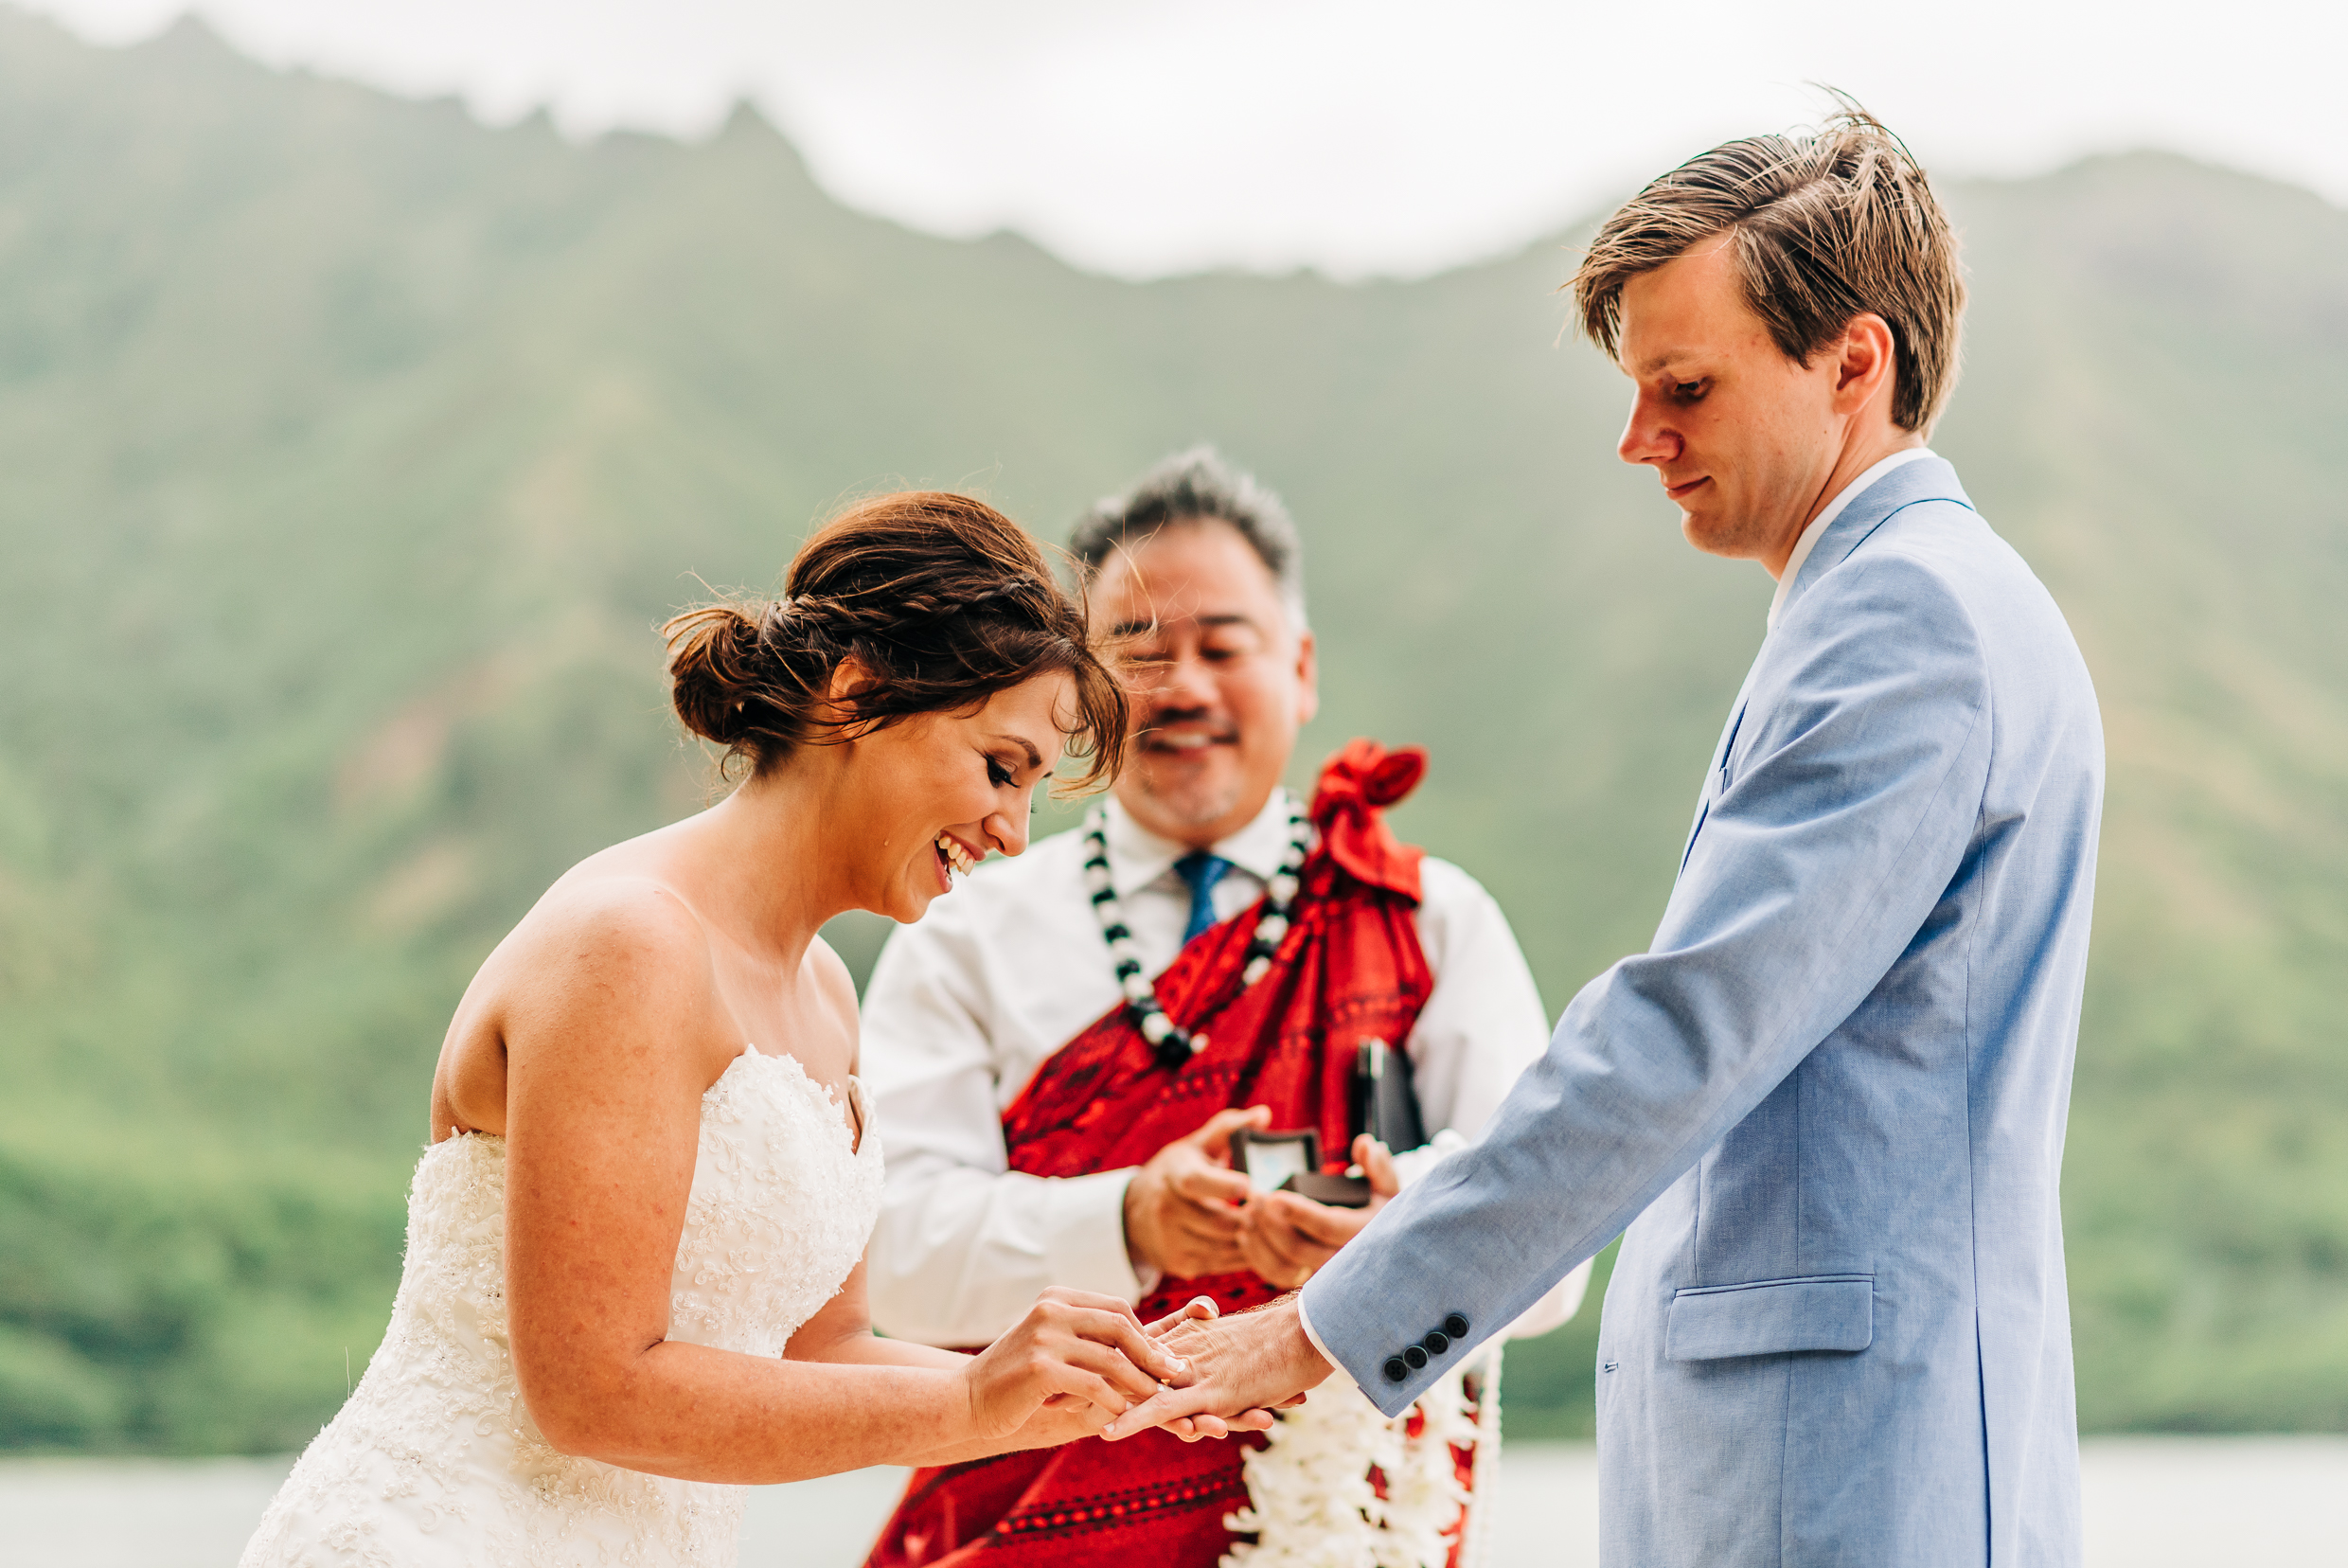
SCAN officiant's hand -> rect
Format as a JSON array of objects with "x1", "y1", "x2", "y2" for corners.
[
  {"x1": 1236, "y1": 1134, "x2": 1399, "y2": 1288},
  {"x1": 1123, "y1": 1106, "x2": 1269, "y2": 1278}
]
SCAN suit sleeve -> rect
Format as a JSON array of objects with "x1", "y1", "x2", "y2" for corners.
[
  {"x1": 1400, "y1": 859, "x2": 1592, "y2": 1338},
  {"x1": 860, "y1": 905, "x2": 1149, "y2": 1346},
  {"x1": 1301, "y1": 552, "x2": 1993, "y2": 1413}
]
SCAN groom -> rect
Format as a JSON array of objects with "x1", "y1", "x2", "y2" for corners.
[{"x1": 1110, "y1": 107, "x2": 2105, "y2": 1566}]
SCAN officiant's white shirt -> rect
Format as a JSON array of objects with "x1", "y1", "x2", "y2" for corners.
[{"x1": 861, "y1": 788, "x2": 1590, "y2": 1346}]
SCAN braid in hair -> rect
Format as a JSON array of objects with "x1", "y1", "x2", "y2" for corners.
[{"x1": 663, "y1": 494, "x2": 1128, "y2": 790}]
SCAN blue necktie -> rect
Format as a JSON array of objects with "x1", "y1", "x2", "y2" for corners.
[{"x1": 1173, "y1": 851, "x2": 1233, "y2": 946}]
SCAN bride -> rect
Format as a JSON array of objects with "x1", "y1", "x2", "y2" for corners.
[{"x1": 241, "y1": 492, "x2": 1256, "y2": 1567}]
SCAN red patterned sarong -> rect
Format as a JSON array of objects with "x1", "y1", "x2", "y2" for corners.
[{"x1": 865, "y1": 740, "x2": 1438, "y2": 1568}]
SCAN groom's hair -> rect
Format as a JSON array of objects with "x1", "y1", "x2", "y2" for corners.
[
  {"x1": 1570, "y1": 97, "x2": 1965, "y2": 435},
  {"x1": 1070, "y1": 446, "x2": 1309, "y2": 630}
]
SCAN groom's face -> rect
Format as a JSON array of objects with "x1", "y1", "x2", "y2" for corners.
[
  {"x1": 1090, "y1": 519, "x2": 1317, "y2": 850},
  {"x1": 1613, "y1": 235, "x2": 1848, "y2": 566}
]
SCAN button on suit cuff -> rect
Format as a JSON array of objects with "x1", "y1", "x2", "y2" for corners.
[{"x1": 1300, "y1": 1290, "x2": 1408, "y2": 1410}]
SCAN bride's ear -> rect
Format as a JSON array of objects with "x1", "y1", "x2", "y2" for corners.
[{"x1": 821, "y1": 655, "x2": 884, "y2": 739}]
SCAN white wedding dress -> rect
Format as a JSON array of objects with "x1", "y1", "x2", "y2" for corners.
[{"x1": 241, "y1": 1046, "x2": 884, "y2": 1568}]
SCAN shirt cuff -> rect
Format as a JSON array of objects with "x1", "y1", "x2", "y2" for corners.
[
  {"x1": 1294, "y1": 1292, "x2": 1340, "y2": 1373},
  {"x1": 1042, "y1": 1167, "x2": 1152, "y2": 1303}
]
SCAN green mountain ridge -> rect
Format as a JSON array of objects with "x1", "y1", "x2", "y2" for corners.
[{"x1": 1, "y1": 9, "x2": 2343, "y2": 1452}]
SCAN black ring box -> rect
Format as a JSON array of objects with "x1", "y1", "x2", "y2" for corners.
[{"x1": 1229, "y1": 1127, "x2": 1372, "y2": 1208}]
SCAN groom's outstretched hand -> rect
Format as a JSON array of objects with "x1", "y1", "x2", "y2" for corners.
[
  {"x1": 1102, "y1": 1296, "x2": 1331, "y2": 1443},
  {"x1": 1133, "y1": 1295, "x2": 1278, "y2": 1441}
]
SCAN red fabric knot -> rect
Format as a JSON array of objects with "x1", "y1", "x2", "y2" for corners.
[{"x1": 1307, "y1": 738, "x2": 1427, "y2": 902}]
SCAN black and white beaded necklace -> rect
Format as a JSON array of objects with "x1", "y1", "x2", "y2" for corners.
[{"x1": 1082, "y1": 800, "x2": 1312, "y2": 1071}]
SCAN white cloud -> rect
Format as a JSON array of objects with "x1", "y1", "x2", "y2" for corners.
[{"x1": 18, "y1": 0, "x2": 2346, "y2": 277}]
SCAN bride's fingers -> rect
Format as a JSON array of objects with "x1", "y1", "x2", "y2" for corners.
[
  {"x1": 1060, "y1": 1380, "x2": 1141, "y2": 1417},
  {"x1": 1039, "y1": 1287, "x2": 1161, "y2": 1363},
  {"x1": 1067, "y1": 1305, "x2": 1192, "y2": 1385},
  {"x1": 1037, "y1": 1363, "x2": 1139, "y2": 1417},
  {"x1": 1022, "y1": 1295, "x2": 1184, "y2": 1390},
  {"x1": 1054, "y1": 1339, "x2": 1167, "y2": 1402},
  {"x1": 1040, "y1": 1288, "x2": 1149, "y2": 1332}
]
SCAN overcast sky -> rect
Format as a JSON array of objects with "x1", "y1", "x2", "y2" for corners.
[{"x1": 25, "y1": 0, "x2": 2347, "y2": 278}]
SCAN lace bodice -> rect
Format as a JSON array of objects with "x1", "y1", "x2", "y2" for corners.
[{"x1": 241, "y1": 1048, "x2": 883, "y2": 1568}]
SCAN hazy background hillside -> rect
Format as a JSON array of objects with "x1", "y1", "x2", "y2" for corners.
[{"x1": 2, "y1": 11, "x2": 2343, "y2": 1452}]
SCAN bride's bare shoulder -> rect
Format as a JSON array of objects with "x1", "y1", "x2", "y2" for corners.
[
  {"x1": 434, "y1": 874, "x2": 717, "y2": 1136},
  {"x1": 454, "y1": 869, "x2": 721, "y2": 1050},
  {"x1": 507, "y1": 870, "x2": 717, "y2": 994}
]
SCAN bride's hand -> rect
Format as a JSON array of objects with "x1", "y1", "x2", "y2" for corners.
[{"x1": 961, "y1": 1287, "x2": 1193, "y2": 1440}]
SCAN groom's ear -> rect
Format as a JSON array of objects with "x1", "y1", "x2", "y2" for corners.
[{"x1": 1829, "y1": 312, "x2": 1900, "y2": 414}]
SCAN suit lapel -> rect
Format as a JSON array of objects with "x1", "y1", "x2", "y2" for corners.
[{"x1": 1681, "y1": 656, "x2": 1763, "y2": 879}]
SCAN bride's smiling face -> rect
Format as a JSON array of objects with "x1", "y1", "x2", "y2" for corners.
[{"x1": 841, "y1": 670, "x2": 1077, "y2": 922}]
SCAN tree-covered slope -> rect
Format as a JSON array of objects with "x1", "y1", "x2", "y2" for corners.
[{"x1": 1, "y1": 11, "x2": 2341, "y2": 1450}]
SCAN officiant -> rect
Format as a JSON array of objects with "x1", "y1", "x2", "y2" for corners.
[{"x1": 859, "y1": 447, "x2": 1587, "y2": 1568}]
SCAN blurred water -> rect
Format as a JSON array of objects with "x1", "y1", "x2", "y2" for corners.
[{"x1": 1, "y1": 1437, "x2": 2339, "y2": 1566}]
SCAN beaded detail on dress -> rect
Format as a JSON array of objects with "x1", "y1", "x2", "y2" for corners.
[{"x1": 240, "y1": 1048, "x2": 883, "y2": 1568}]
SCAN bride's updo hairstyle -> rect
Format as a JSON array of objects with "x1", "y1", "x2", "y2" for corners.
[{"x1": 662, "y1": 492, "x2": 1128, "y2": 792}]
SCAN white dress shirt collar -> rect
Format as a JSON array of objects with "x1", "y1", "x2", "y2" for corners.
[
  {"x1": 1766, "y1": 447, "x2": 1936, "y2": 633},
  {"x1": 1102, "y1": 787, "x2": 1298, "y2": 898}
]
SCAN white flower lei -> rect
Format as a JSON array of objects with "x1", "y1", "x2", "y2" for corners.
[{"x1": 1222, "y1": 1345, "x2": 1503, "y2": 1568}]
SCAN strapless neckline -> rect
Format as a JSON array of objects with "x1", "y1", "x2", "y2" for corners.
[
  {"x1": 732, "y1": 1045, "x2": 868, "y2": 1155},
  {"x1": 435, "y1": 1044, "x2": 867, "y2": 1156}
]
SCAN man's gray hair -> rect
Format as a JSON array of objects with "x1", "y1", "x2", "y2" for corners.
[{"x1": 1069, "y1": 446, "x2": 1307, "y2": 629}]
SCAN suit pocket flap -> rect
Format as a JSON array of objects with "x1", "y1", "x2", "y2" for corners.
[{"x1": 1665, "y1": 1274, "x2": 1874, "y2": 1362}]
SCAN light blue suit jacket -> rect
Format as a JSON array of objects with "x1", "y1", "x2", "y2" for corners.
[{"x1": 1303, "y1": 458, "x2": 2102, "y2": 1566}]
